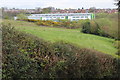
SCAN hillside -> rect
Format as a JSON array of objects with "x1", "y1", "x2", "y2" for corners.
[{"x1": 3, "y1": 20, "x2": 117, "y2": 56}]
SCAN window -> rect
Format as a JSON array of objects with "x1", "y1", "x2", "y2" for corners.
[
  {"x1": 76, "y1": 17, "x2": 79, "y2": 18},
  {"x1": 81, "y1": 16, "x2": 84, "y2": 18},
  {"x1": 85, "y1": 16, "x2": 88, "y2": 18}
]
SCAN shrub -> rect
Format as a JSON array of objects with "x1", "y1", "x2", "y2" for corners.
[
  {"x1": 16, "y1": 13, "x2": 28, "y2": 20},
  {"x1": 95, "y1": 13, "x2": 109, "y2": 19},
  {"x1": 81, "y1": 19, "x2": 118, "y2": 38},
  {"x1": 81, "y1": 20, "x2": 100, "y2": 34},
  {"x1": 52, "y1": 42, "x2": 116, "y2": 78},
  {"x1": 66, "y1": 48, "x2": 100, "y2": 78},
  {"x1": 2, "y1": 24, "x2": 19, "y2": 55},
  {"x1": 81, "y1": 20, "x2": 91, "y2": 33},
  {"x1": 2, "y1": 24, "x2": 55, "y2": 79},
  {"x1": 2, "y1": 53, "x2": 38, "y2": 79},
  {"x1": 95, "y1": 14, "x2": 118, "y2": 39},
  {"x1": 114, "y1": 41, "x2": 120, "y2": 49},
  {"x1": 53, "y1": 41, "x2": 78, "y2": 59},
  {"x1": 2, "y1": 23, "x2": 119, "y2": 79},
  {"x1": 90, "y1": 20, "x2": 100, "y2": 35},
  {"x1": 95, "y1": 52, "x2": 116, "y2": 78},
  {"x1": 81, "y1": 13, "x2": 118, "y2": 40},
  {"x1": 114, "y1": 58, "x2": 120, "y2": 78},
  {"x1": 114, "y1": 41, "x2": 120, "y2": 56},
  {"x1": 22, "y1": 19, "x2": 81, "y2": 29},
  {"x1": 116, "y1": 49, "x2": 120, "y2": 56}
]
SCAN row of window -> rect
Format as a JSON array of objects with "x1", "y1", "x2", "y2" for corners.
[
  {"x1": 33, "y1": 14, "x2": 91, "y2": 17},
  {"x1": 34, "y1": 15, "x2": 66, "y2": 16},
  {"x1": 46, "y1": 17, "x2": 65, "y2": 18},
  {"x1": 72, "y1": 16, "x2": 89, "y2": 18},
  {"x1": 72, "y1": 19, "x2": 81, "y2": 21},
  {"x1": 29, "y1": 16, "x2": 89, "y2": 19}
]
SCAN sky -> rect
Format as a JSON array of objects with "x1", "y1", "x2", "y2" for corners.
[{"x1": 0, "y1": 0, "x2": 117, "y2": 9}]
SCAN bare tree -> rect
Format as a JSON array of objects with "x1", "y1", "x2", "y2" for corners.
[{"x1": 114, "y1": 0, "x2": 120, "y2": 11}]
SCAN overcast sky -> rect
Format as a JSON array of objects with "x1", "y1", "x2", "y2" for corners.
[{"x1": 0, "y1": 0, "x2": 117, "y2": 9}]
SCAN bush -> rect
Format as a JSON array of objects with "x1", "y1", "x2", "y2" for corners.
[
  {"x1": 96, "y1": 52, "x2": 116, "y2": 78},
  {"x1": 114, "y1": 41, "x2": 120, "y2": 56},
  {"x1": 66, "y1": 48, "x2": 100, "y2": 78},
  {"x1": 2, "y1": 24, "x2": 55, "y2": 79},
  {"x1": 81, "y1": 18, "x2": 118, "y2": 39},
  {"x1": 81, "y1": 20, "x2": 100, "y2": 35},
  {"x1": 114, "y1": 41, "x2": 120, "y2": 49},
  {"x1": 20, "y1": 19, "x2": 82, "y2": 29},
  {"x1": 2, "y1": 53, "x2": 38, "y2": 79},
  {"x1": 81, "y1": 13, "x2": 118, "y2": 40},
  {"x1": 113, "y1": 58, "x2": 120, "y2": 78},
  {"x1": 95, "y1": 13, "x2": 109, "y2": 19},
  {"x1": 52, "y1": 42, "x2": 116, "y2": 78},
  {"x1": 90, "y1": 21, "x2": 100, "y2": 35},
  {"x1": 16, "y1": 13, "x2": 28, "y2": 20},
  {"x1": 2, "y1": 23, "x2": 119, "y2": 79},
  {"x1": 95, "y1": 14, "x2": 118, "y2": 39},
  {"x1": 81, "y1": 20, "x2": 91, "y2": 33},
  {"x1": 116, "y1": 49, "x2": 120, "y2": 56}
]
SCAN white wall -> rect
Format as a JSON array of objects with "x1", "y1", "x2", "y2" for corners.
[{"x1": 27, "y1": 13, "x2": 93, "y2": 21}]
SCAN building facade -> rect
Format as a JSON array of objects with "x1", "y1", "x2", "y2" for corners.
[
  {"x1": 27, "y1": 13, "x2": 95, "y2": 21},
  {"x1": 14, "y1": 13, "x2": 95, "y2": 21}
]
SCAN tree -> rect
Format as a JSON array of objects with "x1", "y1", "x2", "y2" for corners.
[
  {"x1": 17, "y1": 13, "x2": 28, "y2": 20},
  {"x1": 114, "y1": 0, "x2": 120, "y2": 12},
  {"x1": 81, "y1": 20, "x2": 91, "y2": 33},
  {"x1": 89, "y1": 7, "x2": 96, "y2": 13},
  {"x1": 114, "y1": 0, "x2": 120, "y2": 40},
  {"x1": 41, "y1": 7, "x2": 51, "y2": 13}
]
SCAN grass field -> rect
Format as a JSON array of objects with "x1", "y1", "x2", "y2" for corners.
[{"x1": 3, "y1": 20, "x2": 118, "y2": 57}]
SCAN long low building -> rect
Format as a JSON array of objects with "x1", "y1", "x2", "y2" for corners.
[{"x1": 15, "y1": 13, "x2": 95, "y2": 21}]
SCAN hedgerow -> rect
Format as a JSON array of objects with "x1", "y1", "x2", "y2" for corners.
[
  {"x1": 21, "y1": 19, "x2": 82, "y2": 29},
  {"x1": 2, "y1": 23, "x2": 119, "y2": 79},
  {"x1": 114, "y1": 41, "x2": 120, "y2": 56}
]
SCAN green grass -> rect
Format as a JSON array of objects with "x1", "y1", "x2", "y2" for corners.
[{"x1": 3, "y1": 20, "x2": 118, "y2": 57}]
